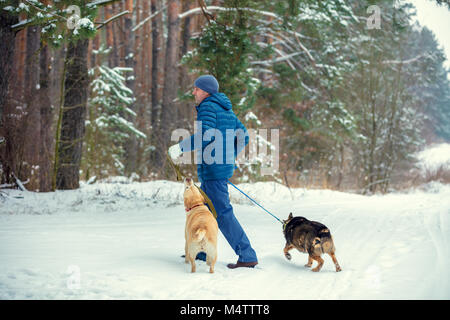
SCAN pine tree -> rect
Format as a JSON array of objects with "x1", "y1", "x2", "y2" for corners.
[
  {"x1": 0, "y1": 0, "x2": 19, "y2": 187},
  {"x1": 1, "y1": 0, "x2": 122, "y2": 190},
  {"x1": 182, "y1": 0, "x2": 273, "y2": 115},
  {"x1": 160, "y1": 0, "x2": 181, "y2": 176},
  {"x1": 83, "y1": 45, "x2": 145, "y2": 180},
  {"x1": 253, "y1": 0, "x2": 358, "y2": 186}
]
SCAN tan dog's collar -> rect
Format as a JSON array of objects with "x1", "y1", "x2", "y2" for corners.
[{"x1": 185, "y1": 203, "x2": 205, "y2": 213}]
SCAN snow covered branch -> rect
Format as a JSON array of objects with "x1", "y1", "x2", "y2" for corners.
[
  {"x1": 10, "y1": 0, "x2": 122, "y2": 31},
  {"x1": 178, "y1": 5, "x2": 281, "y2": 21},
  {"x1": 86, "y1": 0, "x2": 121, "y2": 9},
  {"x1": 131, "y1": 5, "x2": 167, "y2": 32},
  {"x1": 178, "y1": 5, "x2": 318, "y2": 71},
  {"x1": 290, "y1": 30, "x2": 316, "y2": 66},
  {"x1": 96, "y1": 10, "x2": 129, "y2": 30},
  {"x1": 251, "y1": 50, "x2": 302, "y2": 70},
  {"x1": 382, "y1": 54, "x2": 429, "y2": 65},
  {"x1": 11, "y1": 172, "x2": 29, "y2": 192},
  {"x1": 11, "y1": 0, "x2": 67, "y2": 32}
]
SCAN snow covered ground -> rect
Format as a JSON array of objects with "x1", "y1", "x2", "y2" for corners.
[{"x1": 1, "y1": 144, "x2": 450, "y2": 300}]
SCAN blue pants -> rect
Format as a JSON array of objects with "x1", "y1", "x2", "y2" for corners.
[{"x1": 196, "y1": 179, "x2": 258, "y2": 263}]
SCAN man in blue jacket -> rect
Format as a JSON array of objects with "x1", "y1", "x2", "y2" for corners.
[{"x1": 169, "y1": 75, "x2": 258, "y2": 269}]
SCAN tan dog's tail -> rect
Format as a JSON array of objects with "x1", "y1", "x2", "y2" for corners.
[{"x1": 193, "y1": 228, "x2": 206, "y2": 242}]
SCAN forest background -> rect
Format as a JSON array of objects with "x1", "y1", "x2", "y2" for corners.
[{"x1": 1, "y1": 0, "x2": 449, "y2": 195}]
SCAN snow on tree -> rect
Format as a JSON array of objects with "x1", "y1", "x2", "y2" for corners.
[
  {"x1": 2, "y1": 0, "x2": 100, "y2": 47},
  {"x1": 83, "y1": 44, "x2": 145, "y2": 180}
]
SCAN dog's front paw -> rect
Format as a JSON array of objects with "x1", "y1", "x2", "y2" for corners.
[{"x1": 285, "y1": 253, "x2": 292, "y2": 260}]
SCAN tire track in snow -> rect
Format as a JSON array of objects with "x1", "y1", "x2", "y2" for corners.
[{"x1": 422, "y1": 208, "x2": 450, "y2": 298}]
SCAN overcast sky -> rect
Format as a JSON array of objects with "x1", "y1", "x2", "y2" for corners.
[{"x1": 407, "y1": 0, "x2": 450, "y2": 70}]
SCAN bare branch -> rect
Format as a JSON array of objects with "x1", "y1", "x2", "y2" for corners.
[
  {"x1": 251, "y1": 51, "x2": 303, "y2": 69},
  {"x1": 382, "y1": 54, "x2": 429, "y2": 65},
  {"x1": 179, "y1": 5, "x2": 281, "y2": 21},
  {"x1": 291, "y1": 30, "x2": 316, "y2": 66},
  {"x1": 11, "y1": 172, "x2": 28, "y2": 192},
  {"x1": 96, "y1": 10, "x2": 129, "y2": 30},
  {"x1": 86, "y1": 0, "x2": 120, "y2": 9},
  {"x1": 131, "y1": 5, "x2": 167, "y2": 32}
]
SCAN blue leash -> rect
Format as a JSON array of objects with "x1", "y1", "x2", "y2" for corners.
[{"x1": 227, "y1": 179, "x2": 284, "y2": 225}]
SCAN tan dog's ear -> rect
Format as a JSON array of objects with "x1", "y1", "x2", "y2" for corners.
[{"x1": 288, "y1": 212, "x2": 293, "y2": 220}]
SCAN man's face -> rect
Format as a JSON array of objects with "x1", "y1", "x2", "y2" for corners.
[{"x1": 193, "y1": 87, "x2": 210, "y2": 105}]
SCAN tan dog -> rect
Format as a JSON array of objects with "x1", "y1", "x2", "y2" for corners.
[{"x1": 183, "y1": 178, "x2": 218, "y2": 273}]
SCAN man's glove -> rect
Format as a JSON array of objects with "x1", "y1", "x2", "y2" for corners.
[{"x1": 168, "y1": 143, "x2": 183, "y2": 162}]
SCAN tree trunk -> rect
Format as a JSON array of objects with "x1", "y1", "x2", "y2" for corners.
[
  {"x1": 111, "y1": 3, "x2": 120, "y2": 67},
  {"x1": 0, "y1": 2, "x2": 19, "y2": 185},
  {"x1": 160, "y1": 0, "x2": 180, "y2": 173},
  {"x1": 55, "y1": 39, "x2": 89, "y2": 190},
  {"x1": 0, "y1": 2, "x2": 18, "y2": 122},
  {"x1": 123, "y1": 0, "x2": 137, "y2": 176},
  {"x1": 39, "y1": 43, "x2": 53, "y2": 192},
  {"x1": 138, "y1": 0, "x2": 150, "y2": 176},
  {"x1": 22, "y1": 25, "x2": 41, "y2": 191},
  {"x1": 180, "y1": 0, "x2": 196, "y2": 127},
  {"x1": 105, "y1": 5, "x2": 115, "y2": 66},
  {"x1": 150, "y1": 0, "x2": 165, "y2": 169},
  {"x1": 335, "y1": 143, "x2": 344, "y2": 189}
]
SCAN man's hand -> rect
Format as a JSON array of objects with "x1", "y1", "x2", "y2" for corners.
[{"x1": 168, "y1": 144, "x2": 183, "y2": 163}]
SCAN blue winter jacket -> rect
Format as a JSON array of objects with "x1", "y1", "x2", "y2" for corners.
[{"x1": 179, "y1": 93, "x2": 249, "y2": 182}]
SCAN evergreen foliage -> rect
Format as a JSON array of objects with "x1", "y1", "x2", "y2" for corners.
[
  {"x1": 183, "y1": 0, "x2": 450, "y2": 192},
  {"x1": 1, "y1": 0, "x2": 449, "y2": 193},
  {"x1": 83, "y1": 45, "x2": 145, "y2": 179},
  {"x1": 182, "y1": 0, "x2": 273, "y2": 115},
  {"x1": 1, "y1": 0, "x2": 99, "y2": 46}
]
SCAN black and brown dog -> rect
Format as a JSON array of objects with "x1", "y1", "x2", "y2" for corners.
[{"x1": 283, "y1": 213, "x2": 342, "y2": 272}]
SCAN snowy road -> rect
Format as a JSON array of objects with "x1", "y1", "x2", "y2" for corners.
[{"x1": 1, "y1": 180, "x2": 449, "y2": 299}]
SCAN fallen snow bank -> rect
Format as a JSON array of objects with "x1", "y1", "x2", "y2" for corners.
[{"x1": 0, "y1": 178, "x2": 361, "y2": 216}]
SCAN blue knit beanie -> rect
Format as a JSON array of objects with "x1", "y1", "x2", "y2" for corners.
[{"x1": 194, "y1": 75, "x2": 219, "y2": 94}]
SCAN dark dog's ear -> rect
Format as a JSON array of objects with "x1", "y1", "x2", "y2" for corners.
[{"x1": 288, "y1": 212, "x2": 293, "y2": 219}]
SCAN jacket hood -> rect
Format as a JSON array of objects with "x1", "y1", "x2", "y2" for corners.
[{"x1": 202, "y1": 92, "x2": 232, "y2": 110}]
